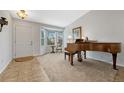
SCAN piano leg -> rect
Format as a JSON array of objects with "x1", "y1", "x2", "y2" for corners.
[
  {"x1": 112, "y1": 53, "x2": 118, "y2": 70},
  {"x1": 84, "y1": 51, "x2": 86, "y2": 59},
  {"x1": 78, "y1": 52, "x2": 82, "y2": 62},
  {"x1": 70, "y1": 54, "x2": 73, "y2": 66},
  {"x1": 64, "y1": 52, "x2": 66, "y2": 60}
]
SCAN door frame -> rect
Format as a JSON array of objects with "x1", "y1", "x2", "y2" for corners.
[{"x1": 13, "y1": 24, "x2": 33, "y2": 58}]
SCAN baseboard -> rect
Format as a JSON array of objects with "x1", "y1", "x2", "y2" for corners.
[
  {"x1": 33, "y1": 53, "x2": 40, "y2": 56},
  {"x1": 87, "y1": 56, "x2": 124, "y2": 68},
  {"x1": 36, "y1": 52, "x2": 49, "y2": 57},
  {"x1": 0, "y1": 59, "x2": 13, "y2": 74}
]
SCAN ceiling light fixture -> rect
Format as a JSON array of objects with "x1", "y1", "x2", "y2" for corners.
[{"x1": 16, "y1": 10, "x2": 28, "y2": 19}]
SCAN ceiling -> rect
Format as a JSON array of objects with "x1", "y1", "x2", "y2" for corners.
[{"x1": 10, "y1": 10, "x2": 89, "y2": 27}]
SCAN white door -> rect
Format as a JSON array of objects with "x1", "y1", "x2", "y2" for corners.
[{"x1": 15, "y1": 25, "x2": 33, "y2": 58}]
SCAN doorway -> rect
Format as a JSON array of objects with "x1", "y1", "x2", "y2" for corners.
[{"x1": 15, "y1": 25, "x2": 33, "y2": 58}]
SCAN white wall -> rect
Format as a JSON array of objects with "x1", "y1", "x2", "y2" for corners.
[
  {"x1": 64, "y1": 10, "x2": 124, "y2": 66},
  {"x1": 0, "y1": 11, "x2": 13, "y2": 73}
]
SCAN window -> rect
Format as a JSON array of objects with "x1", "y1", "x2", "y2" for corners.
[
  {"x1": 47, "y1": 31, "x2": 63, "y2": 46},
  {"x1": 57, "y1": 32, "x2": 63, "y2": 47},
  {"x1": 47, "y1": 31, "x2": 56, "y2": 45},
  {"x1": 41, "y1": 31, "x2": 45, "y2": 46}
]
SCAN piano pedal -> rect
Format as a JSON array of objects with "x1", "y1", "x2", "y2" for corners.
[
  {"x1": 71, "y1": 62, "x2": 74, "y2": 66},
  {"x1": 78, "y1": 58, "x2": 82, "y2": 62}
]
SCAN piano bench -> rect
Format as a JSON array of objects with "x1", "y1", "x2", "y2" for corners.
[
  {"x1": 64, "y1": 52, "x2": 69, "y2": 60},
  {"x1": 64, "y1": 51, "x2": 78, "y2": 60}
]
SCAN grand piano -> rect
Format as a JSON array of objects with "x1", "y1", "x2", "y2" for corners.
[{"x1": 65, "y1": 39, "x2": 121, "y2": 70}]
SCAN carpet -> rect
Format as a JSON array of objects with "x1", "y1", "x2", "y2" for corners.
[
  {"x1": 0, "y1": 58, "x2": 50, "y2": 82},
  {"x1": 37, "y1": 53, "x2": 117, "y2": 82}
]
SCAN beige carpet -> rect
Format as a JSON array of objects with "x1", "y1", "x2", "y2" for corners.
[
  {"x1": 37, "y1": 53, "x2": 117, "y2": 82},
  {"x1": 0, "y1": 53, "x2": 124, "y2": 82},
  {"x1": 0, "y1": 58, "x2": 50, "y2": 82}
]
